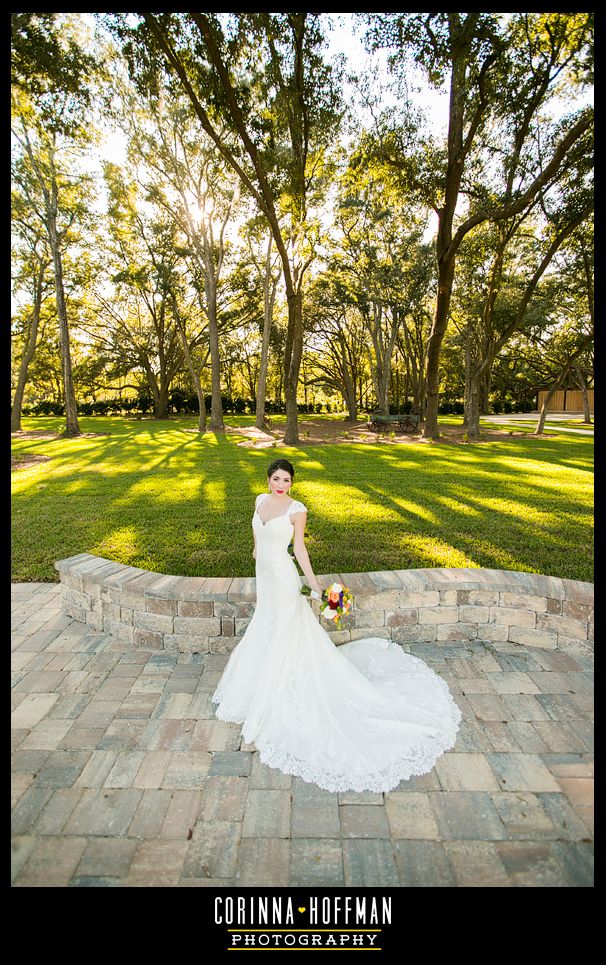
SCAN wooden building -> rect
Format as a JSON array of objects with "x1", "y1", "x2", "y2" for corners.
[{"x1": 536, "y1": 388, "x2": 594, "y2": 412}]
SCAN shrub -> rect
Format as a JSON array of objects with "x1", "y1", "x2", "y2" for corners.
[
  {"x1": 265, "y1": 399, "x2": 285, "y2": 414},
  {"x1": 32, "y1": 400, "x2": 65, "y2": 416},
  {"x1": 136, "y1": 394, "x2": 153, "y2": 414},
  {"x1": 77, "y1": 401, "x2": 94, "y2": 416},
  {"x1": 169, "y1": 389, "x2": 187, "y2": 413}
]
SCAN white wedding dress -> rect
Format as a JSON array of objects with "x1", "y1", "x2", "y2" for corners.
[{"x1": 212, "y1": 493, "x2": 462, "y2": 793}]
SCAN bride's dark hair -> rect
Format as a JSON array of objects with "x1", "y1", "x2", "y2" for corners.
[{"x1": 267, "y1": 458, "x2": 295, "y2": 479}]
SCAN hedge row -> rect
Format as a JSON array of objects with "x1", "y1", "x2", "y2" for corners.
[
  {"x1": 20, "y1": 396, "x2": 527, "y2": 419},
  {"x1": 20, "y1": 396, "x2": 337, "y2": 417}
]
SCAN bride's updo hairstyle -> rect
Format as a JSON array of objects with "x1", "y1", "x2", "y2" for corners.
[{"x1": 267, "y1": 458, "x2": 295, "y2": 480}]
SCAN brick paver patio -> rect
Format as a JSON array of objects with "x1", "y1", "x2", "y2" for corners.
[{"x1": 11, "y1": 582, "x2": 594, "y2": 887}]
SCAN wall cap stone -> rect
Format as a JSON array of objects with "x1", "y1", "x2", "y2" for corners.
[{"x1": 54, "y1": 554, "x2": 591, "y2": 603}]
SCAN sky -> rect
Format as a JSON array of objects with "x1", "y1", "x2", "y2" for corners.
[
  {"x1": 92, "y1": 12, "x2": 451, "y2": 171},
  {"x1": 322, "y1": 13, "x2": 450, "y2": 136}
]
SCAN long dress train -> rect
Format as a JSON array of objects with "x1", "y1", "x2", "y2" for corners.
[{"x1": 212, "y1": 493, "x2": 462, "y2": 793}]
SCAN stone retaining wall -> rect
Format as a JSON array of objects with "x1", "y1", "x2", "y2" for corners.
[{"x1": 55, "y1": 554, "x2": 594, "y2": 655}]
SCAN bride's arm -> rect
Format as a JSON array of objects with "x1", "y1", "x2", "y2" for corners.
[
  {"x1": 292, "y1": 513, "x2": 322, "y2": 595},
  {"x1": 253, "y1": 494, "x2": 260, "y2": 559}
]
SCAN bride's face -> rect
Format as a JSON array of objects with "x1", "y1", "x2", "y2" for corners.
[{"x1": 268, "y1": 470, "x2": 292, "y2": 496}]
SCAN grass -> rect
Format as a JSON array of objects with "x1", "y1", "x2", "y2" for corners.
[
  {"x1": 479, "y1": 417, "x2": 593, "y2": 434},
  {"x1": 437, "y1": 415, "x2": 593, "y2": 436},
  {"x1": 536, "y1": 419, "x2": 593, "y2": 431},
  {"x1": 11, "y1": 415, "x2": 593, "y2": 584}
]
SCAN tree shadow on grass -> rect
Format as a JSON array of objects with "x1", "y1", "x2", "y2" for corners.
[
  {"x1": 286, "y1": 440, "x2": 592, "y2": 581},
  {"x1": 11, "y1": 419, "x2": 593, "y2": 583}
]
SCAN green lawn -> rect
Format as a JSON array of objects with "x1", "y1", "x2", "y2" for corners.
[
  {"x1": 535, "y1": 419, "x2": 593, "y2": 431},
  {"x1": 561, "y1": 417, "x2": 594, "y2": 425},
  {"x1": 11, "y1": 415, "x2": 593, "y2": 584},
  {"x1": 479, "y1": 418, "x2": 594, "y2": 435}
]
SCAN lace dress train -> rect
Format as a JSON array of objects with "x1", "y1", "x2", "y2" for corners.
[{"x1": 212, "y1": 493, "x2": 462, "y2": 793}]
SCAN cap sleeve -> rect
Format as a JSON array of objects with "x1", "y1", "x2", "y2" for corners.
[
  {"x1": 255, "y1": 493, "x2": 268, "y2": 508},
  {"x1": 288, "y1": 499, "x2": 307, "y2": 515}
]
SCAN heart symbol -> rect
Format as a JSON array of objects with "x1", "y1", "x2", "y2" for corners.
[{"x1": 298, "y1": 907, "x2": 306, "y2": 913}]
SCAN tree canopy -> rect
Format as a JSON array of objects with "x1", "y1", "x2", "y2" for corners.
[{"x1": 12, "y1": 13, "x2": 593, "y2": 435}]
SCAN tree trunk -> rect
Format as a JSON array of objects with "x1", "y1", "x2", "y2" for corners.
[
  {"x1": 255, "y1": 332, "x2": 270, "y2": 429},
  {"x1": 574, "y1": 368, "x2": 592, "y2": 424},
  {"x1": 341, "y1": 335, "x2": 357, "y2": 421},
  {"x1": 255, "y1": 234, "x2": 278, "y2": 430},
  {"x1": 206, "y1": 280, "x2": 224, "y2": 432},
  {"x1": 172, "y1": 296, "x2": 207, "y2": 432},
  {"x1": 154, "y1": 383, "x2": 170, "y2": 420},
  {"x1": 343, "y1": 380, "x2": 357, "y2": 422},
  {"x1": 370, "y1": 303, "x2": 387, "y2": 415},
  {"x1": 411, "y1": 353, "x2": 426, "y2": 415},
  {"x1": 480, "y1": 372, "x2": 490, "y2": 414},
  {"x1": 144, "y1": 362, "x2": 169, "y2": 420},
  {"x1": 403, "y1": 357, "x2": 410, "y2": 405},
  {"x1": 48, "y1": 215, "x2": 80, "y2": 437},
  {"x1": 463, "y1": 340, "x2": 471, "y2": 428},
  {"x1": 370, "y1": 303, "x2": 399, "y2": 416},
  {"x1": 423, "y1": 17, "x2": 493, "y2": 440},
  {"x1": 464, "y1": 337, "x2": 484, "y2": 440},
  {"x1": 378, "y1": 373, "x2": 389, "y2": 415},
  {"x1": 466, "y1": 373, "x2": 481, "y2": 441},
  {"x1": 11, "y1": 260, "x2": 46, "y2": 433},
  {"x1": 535, "y1": 383, "x2": 556, "y2": 435},
  {"x1": 344, "y1": 392, "x2": 357, "y2": 422},
  {"x1": 283, "y1": 288, "x2": 303, "y2": 445},
  {"x1": 581, "y1": 385, "x2": 592, "y2": 424},
  {"x1": 193, "y1": 370, "x2": 207, "y2": 433},
  {"x1": 424, "y1": 256, "x2": 456, "y2": 438}
]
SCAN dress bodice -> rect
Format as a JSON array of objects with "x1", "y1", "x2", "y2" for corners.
[{"x1": 253, "y1": 494, "x2": 307, "y2": 547}]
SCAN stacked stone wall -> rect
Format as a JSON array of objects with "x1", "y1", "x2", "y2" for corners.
[{"x1": 55, "y1": 555, "x2": 594, "y2": 655}]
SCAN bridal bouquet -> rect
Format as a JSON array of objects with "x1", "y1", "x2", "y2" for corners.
[{"x1": 301, "y1": 581, "x2": 353, "y2": 629}]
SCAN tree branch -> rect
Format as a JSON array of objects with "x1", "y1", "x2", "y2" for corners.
[{"x1": 449, "y1": 112, "x2": 592, "y2": 256}]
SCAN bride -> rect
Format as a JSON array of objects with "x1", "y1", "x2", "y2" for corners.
[{"x1": 212, "y1": 458, "x2": 462, "y2": 793}]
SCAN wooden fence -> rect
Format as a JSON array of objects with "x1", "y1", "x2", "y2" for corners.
[{"x1": 536, "y1": 388, "x2": 594, "y2": 412}]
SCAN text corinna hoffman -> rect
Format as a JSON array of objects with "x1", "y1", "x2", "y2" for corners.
[{"x1": 214, "y1": 896, "x2": 392, "y2": 926}]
